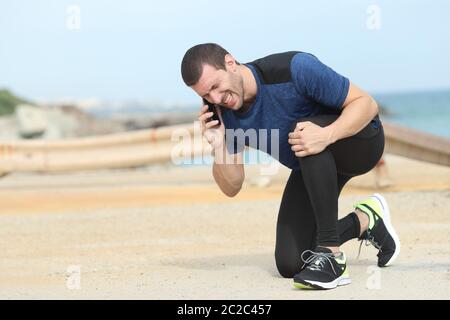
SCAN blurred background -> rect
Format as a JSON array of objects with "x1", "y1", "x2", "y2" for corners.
[
  {"x1": 1, "y1": 0, "x2": 449, "y2": 140},
  {"x1": 1, "y1": 0, "x2": 450, "y2": 300}
]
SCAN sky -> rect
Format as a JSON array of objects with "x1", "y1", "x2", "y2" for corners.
[{"x1": 1, "y1": 0, "x2": 450, "y2": 104}]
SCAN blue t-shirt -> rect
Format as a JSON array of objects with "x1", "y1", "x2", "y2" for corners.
[{"x1": 221, "y1": 51, "x2": 380, "y2": 171}]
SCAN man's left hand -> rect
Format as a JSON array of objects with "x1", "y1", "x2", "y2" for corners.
[{"x1": 288, "y1": 121, "x2": 334, "y2": 157}]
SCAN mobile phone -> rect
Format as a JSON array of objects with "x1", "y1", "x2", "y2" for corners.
[{"x1": 202, "y1": 98, "x2": 221, "y2": 126}]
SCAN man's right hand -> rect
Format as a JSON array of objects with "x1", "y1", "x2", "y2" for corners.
[
  {"x1": 198, "y1": 102, "x2": 225, "y2": 150},
  {"x1": 198, "y1": 102, "x2": 244, "y2": 197}
]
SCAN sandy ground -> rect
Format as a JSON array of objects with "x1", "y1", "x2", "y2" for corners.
[{"x1": 0, "y1": 154, "x2": 449, "y2": 299}]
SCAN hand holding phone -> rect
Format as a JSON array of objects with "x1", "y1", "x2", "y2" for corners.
[
  {"x1": 202, "y1": 98, "x2": 221, "y2": 126},
  {"x1": 199, "y1": 98, "x2": 224, "y2": 149}
]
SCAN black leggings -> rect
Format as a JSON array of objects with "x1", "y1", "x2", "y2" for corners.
[{"x1": 275, "y1": 114, "x2": 385, "y2": 278}]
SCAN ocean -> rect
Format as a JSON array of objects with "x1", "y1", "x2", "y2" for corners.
[{"x1": 374, "y1": 89, "x2": 450, "y2": 138}]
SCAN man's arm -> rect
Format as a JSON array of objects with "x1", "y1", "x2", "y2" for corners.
[
  {"x1": 212, "y1": 145, "x2": 245, "y2": 197},
  {"x1": 325, "y1": 82, "x2": 379, "y2": 143},
  {"x1": 289, "y1": 82, "x2": 379, "y2": 157},
  {"x1": 199, "y1": 103, "x2": 245, "y2": 197},
  {"x1": 288, "y1": 53, "x2": 379, "y2": 157}
]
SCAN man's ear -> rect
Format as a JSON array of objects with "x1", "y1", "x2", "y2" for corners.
[{"x1": 224, "y1": 54, "x2": 237, "y2": 71}]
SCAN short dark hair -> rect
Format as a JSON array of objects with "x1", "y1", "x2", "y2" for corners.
[{"x1": 181, "y1": 43, "x2": 238, "y2": 86}]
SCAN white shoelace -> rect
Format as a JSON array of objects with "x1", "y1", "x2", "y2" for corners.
[
  {"x1": 358, "y1": 232, "x2": 383, "y2": 259},
  {"x1": 301, "y1": 250, "x2": 338, "y2": 275}
]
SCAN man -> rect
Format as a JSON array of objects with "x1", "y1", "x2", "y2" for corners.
[{"x1": 180, "y1": 43, "x2": 400, "y2": 290}]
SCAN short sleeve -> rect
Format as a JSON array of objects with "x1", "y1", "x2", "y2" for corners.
[{"x1": 291, "y1": 53, "x2": 350, "y2": 109}]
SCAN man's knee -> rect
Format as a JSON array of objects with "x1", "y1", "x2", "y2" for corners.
[
  {"x1": 276, "y1": 262, "x2": 299, "y2": 278},
  {"x1": 275, "y1": 250, "x2": 301, "y2": 278},
  {"x1": 290, "y1": 115, "x2": 339, "y2": 132}
]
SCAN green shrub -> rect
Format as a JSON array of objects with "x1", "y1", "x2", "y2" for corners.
[{"x1": 0, "y1": 89, "x2": 30, "y2": 116}]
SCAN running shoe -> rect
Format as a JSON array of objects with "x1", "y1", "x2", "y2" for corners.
[
  {"x1": 354, "y1": 193, "x2": 401, "y2": 267},
  {"x1": 293, "y1": 247, "x2": 351, "y2": 290}
]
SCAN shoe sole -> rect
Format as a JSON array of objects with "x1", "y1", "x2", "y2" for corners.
[
  {"x1": 294, "y1": 275, "x2": 351, "y2": 290},
  {"x1": 373, "y1": 193, "x2": 401, "y2": 267},
  {"x1": 293, "y1": 282, "x2": 315, "y2": 290}
]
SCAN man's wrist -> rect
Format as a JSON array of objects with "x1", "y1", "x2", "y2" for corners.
[
  {"x1": 325, "y1": 124, "x2": 338, "y2": 144},
  {"x1": 212, "y1": 143, "x2": 226, "y2": 164}
]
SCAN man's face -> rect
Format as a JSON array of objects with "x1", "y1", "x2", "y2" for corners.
[{"x1": 191, "y1": 60, "x2": 245, "y2": 111}]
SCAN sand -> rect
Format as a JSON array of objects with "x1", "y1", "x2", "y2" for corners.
[{"x1": 0, "y1": 154, "x2": 449, "y2": 299}]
